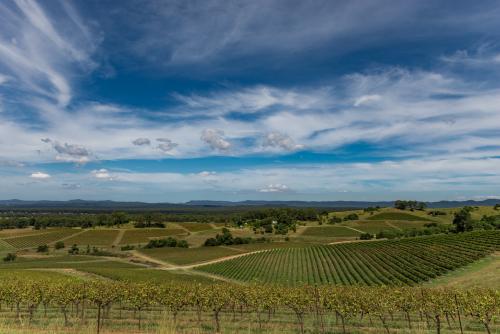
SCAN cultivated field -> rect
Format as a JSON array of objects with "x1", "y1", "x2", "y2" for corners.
[{"x1": 0, "y1": 205, "x2": 498, "y2": 333}]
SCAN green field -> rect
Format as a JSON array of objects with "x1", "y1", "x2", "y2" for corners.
[
  {"x1": 119, "y1": 228, "x2": 187, "y2": 245},
  {"x1": 199, "y1": 231, "x2": 500, "y2": 285},
  {"x1": 140, "y1": 245, "x2": 243, "y2": 265},
  {"x1": 177, "y1": 222, "x2": 214, "y2": 232},
  {"x1": 63, "y1": 229, "x2": 119, "y2": 246},
  {"x1": 2, "y1": 229, "x2": 80, "y2": 249},
  {"x1": 81, "y1": 267, "x2": 216, "y2": 283},
  {"x1": 367, "y1": 211, "x2": 434, "y2": 221},
  {"x1": 301, "y1": 226, "x2": 361, "y2": 237}
]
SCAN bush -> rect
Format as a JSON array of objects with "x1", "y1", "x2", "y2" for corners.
[
  {"x1": 144, "y1": 237, "x2": 188, "y2": 249},
  {"x1": 68, "y1": 244, "x2": 79, "y2": 255},
  {"x1": 328, "y1": 216, "x2": 342, "y2": 224},
  {"x1": 359, "y1": 233, "x2": 373, "y2": 240},
  {"x1": 133, "y1": 222, "x2": 165, "y2": 228},
  {"x1": 343, "y1": 213, "x2": 359, "y2": 221},
  {"x1": 121, "y1": 244, "x2": 135, "y2": 251},
  {"x1": 54, "y1": 241, "x2": 65, "y2": 249},
  {"x1": 428, "y1": 210, "x2": 447, "y2": 216},
  {"x1": 3, "y1": 253, "x2": 16, "y2": 262},
  {"x1": 37, "y1": 244, "x2": 49, "y2": 252}
]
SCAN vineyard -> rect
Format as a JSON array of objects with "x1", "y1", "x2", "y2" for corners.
[
  {"x1": 2, "y1": 229, "x2": 80, "y2": 249},
  {"x1": 0, "y1": 279, "x2": 496, "y2": 334},
  {"x1": 199, "y1": 231, "x2": 500, "y2": 285}
]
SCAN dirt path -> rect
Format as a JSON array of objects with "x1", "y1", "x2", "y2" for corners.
[
  {"x1": 112, "y1": 229, "x2": 126, "y2": 246},
  {"x1": 165, "y1": 249, "x2": 270, "y2": 270},
  {"x1": 129, "y1": 250, "x2": 177, "y2": 267},
  {"x1": 384, "y1": 221, "x2": 403, "y2": 231},
  {"x1": 342, "y1": 226, "x2": 366, "y2": 234},
  {"x1": 130, "y1": 250, "x2": 245, "y2": 283},
  {"x1": 53, "y1": 229, "x2": 87, "y2": 244}
]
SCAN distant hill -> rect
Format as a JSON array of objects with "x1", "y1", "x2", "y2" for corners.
[{"x1": 0, "y1": 198, "x2": 498, "y2": 211}]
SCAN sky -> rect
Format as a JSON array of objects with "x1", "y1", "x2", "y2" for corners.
[{"x1": 1, "y1": 0, "x2": 500, "y2": 202}]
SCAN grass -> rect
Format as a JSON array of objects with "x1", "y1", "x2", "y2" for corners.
[
  {"x1": 340, "y1": 220, "x2": 396, "y2": 234},
  {"x1": 367, "y1": 211, "x2": 433, "y2": 221},
  {"x1": 0, "y1": 255, "x2": 140, "y2": 270},
  {"x1": 64, "y1": 229, "x2": 119, "y2": 246},
  {"x1": 140, "y1": 246, "x2": 242, "y2": 265},
  {"x1": 81, "y1": 267, "x2": 216, "y2": 283},
  {"x1": 301, "y1": 226, "x2": 361, "y2": 237},
  {"x1": 119, "y1": 228, "x2": 187, "y2": 245},
  {"x1": 0, "y1": 269, "x2": 76, "y2": 280},
  {"x1": 424, "y1": 252, "x2": 500, "y2": 288},
  {"x1": 3, "y1": 229, "x2": 81, "y2": 249},
  {"x1": 176, "y1": 222, "x2": 213, "y2": 232}
]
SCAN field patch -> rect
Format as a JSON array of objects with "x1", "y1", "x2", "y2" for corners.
[
  {"x1": 3, "y1": 229, "x2": 81, "y2": 249},
  {"x1": 367, "y1": 211, "x2": 433, "y2": 221},
  {"x1": 82, "y1": 267, "x2": 216, "y2": 283},
  {"x1": 140, "y1": 246, "x2": 243, "y2": 265},
  {"x1": 176, "y1": 222, "x2": 213, "y2": 232},
  {"x1": 301, "y1": 226, "x2": 361, "y2": 237},
  {"x1": 199, "y1": 231, "x2": 500, "y2": 285},
  {"x1": 64, "y1": 229, "x2": 119, "y2": 246},
  {"x1": 119, "y1": 228, "x2": 187, "y2": 245}
]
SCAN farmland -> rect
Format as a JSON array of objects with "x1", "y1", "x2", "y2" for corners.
[
  {"x1": 0, "y1": 204, "x2": 497, "y2": 333},
  {"x1": 199, "y1": 231, "x2": 500, "y2": 285}
]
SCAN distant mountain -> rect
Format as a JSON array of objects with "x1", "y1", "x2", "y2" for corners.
[{"x1": 0, "y1": 198, "x2": 499, "y2": 211}]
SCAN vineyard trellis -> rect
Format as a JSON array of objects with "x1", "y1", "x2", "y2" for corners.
[
  {"x1": 0, "y1": 279, "x2": 497, "y2": 334},
  {"x1": 199, "y1": 231, "x2": 500, "y2": 285}
]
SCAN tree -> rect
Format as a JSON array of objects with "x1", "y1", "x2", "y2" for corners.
[
  {"x1": 111, "y1": 211, "x2": 128, "y2": 227},
  {"x1": 452, "y1": 208, "x2": 473, "y2": 233}
]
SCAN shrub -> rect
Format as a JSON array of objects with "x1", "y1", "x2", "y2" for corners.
[
  {"x1": 54, "y1": 241, "x2": 65, "y2": 249},
  {"x1": 359, "y1": 233, "x2": 373, "y2": 240},
  {"x1": 68, "y1": 244, "x2": 79, "y2": 255},
  {"x1": 37, "y1": 244, "x2": 49, "y2": 252},
  {"x1": 3, "y1": 253, "x2": 16, "y2": 262},
  {"x1": 328, "y1": 216, "x2": 342, "y2": 224},
  {"x1": 121, "y1": 244, "x2": 135, "y2": 251},
  {"x1": 343, "y1": 213, "x2": 359, "y2": 221},
  {"x1": 144, "y1": 237, "x2": 188, "y2": 249}
]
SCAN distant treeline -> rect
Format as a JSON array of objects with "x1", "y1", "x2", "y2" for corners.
[{"x1": 0, "y1": 207, "x2": 322, "y2": 230}]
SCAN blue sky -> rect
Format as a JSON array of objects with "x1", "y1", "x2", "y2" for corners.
[{"x1": 1, "y1": 0, "x2": 500, "y2": 202}]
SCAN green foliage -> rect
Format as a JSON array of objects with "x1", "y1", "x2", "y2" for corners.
[
  {"x1": 328, "y1": 215, "x2": 342, "y2": 224},
  {"x1": 453, "y1": 207, "x2": 474, "y2": 233},
  {"x1": 120, "y1": 244, "x2": 135, "y2": 251},
  {"x1": 67, "y1": 244, "x2": 79, "y2": 254},
  {"x1": 3, "y1": 253, "x2": 16, "y2": 262},
  {"x1": 359, "y1": 232, "x2": 373, "y2": 240},
  {"x1": 54, "y1": 241, "x2": 65, "y2": 249},
  {"x1": 343, "y1": 213, "x2": 359, "y2": 221},
  {"x1": 367, "y1": 212, "x2": 432, "y2": 221},
  {"x1": 394, "y1": 200, "x2": 427, "y2": 211},
  {"x1": 200, "y1": 231, "x2": 500, "y2": 285},
  {"x1": 36, "y1": 244, "x2": 49, "y2": 252},
  {"x1": 144, "y1": 236, "x2": 188, "y2": 249}
]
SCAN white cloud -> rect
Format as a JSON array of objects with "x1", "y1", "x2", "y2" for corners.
[
  {"x1": 201, "y1": 129, "x2": 231, "y2": 151},
  {"x1": 156, "y1": 138, "x2": 178, "y2": 153},
  {"x1": 354, "y1": 94, "x2": 381, "y2": 106},
  {"x1": 132, "y1": 138, "x2": 151, "y2": 146},
  {"x1": 259, "y1": 184, "x2": 290, "y2": 193},
  {"x1": 30, "y1": 171, "x2": 50, "y2": 179},
  {"x1": 262, "y1": 132, "x2": 304, "y2": 151},
  {"x1": 92, "y1": 169, "x2": 112, "y2": 180},
  {"x1": 0, "y1": 74, "x2": 9, "y2": 85}
]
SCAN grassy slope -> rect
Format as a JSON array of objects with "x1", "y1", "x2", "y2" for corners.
[{"x1": 424, "y1": 252, "x2": 499, "y2": 288}]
